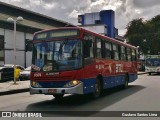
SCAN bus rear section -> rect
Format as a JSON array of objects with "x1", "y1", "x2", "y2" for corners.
[{"x1": 30, "y1": 27, "x2": 138, "y2": 99}]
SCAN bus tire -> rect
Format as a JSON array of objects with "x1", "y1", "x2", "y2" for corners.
[
  {"x1": 123, "y1": 74, "x2": 129, "y2": 89},
  {"x1": 149, "y1": 72, "x2": 151, "y2": 75},
  {"x1": 92, "y1": 78, "x2": 102, "y2": 98},
  {"x1": 53, "y1": 94, "x2": 64, "y2": 100}
]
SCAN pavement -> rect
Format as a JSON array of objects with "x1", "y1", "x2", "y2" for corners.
[
  {"x1": 0, "y1": 72, "x2": 147, "y2": 96},
  {"x1": 0, "y1": 80, "x2": 29, "y2": 96}
]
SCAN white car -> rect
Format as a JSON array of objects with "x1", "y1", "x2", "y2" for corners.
[
  {"x1": 19, "y1": 66, "x2": 31, "y2": 80},
  {"x1": 4, "y1": 64, "x2": 25, "y2": 70}
]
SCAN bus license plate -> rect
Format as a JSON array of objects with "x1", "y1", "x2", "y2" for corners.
[{"x1": 48, "y1": 89, "x2": 57, "y2": 93}]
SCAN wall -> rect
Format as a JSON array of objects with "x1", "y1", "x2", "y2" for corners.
[
  {"x1": 0, "y1": 28, "x2": 4, "y2": 65},
  {"x1": 4, "y1": 29, "x2": 25, "y2": 66},
  {"x1": 25, "y1": 33, "x2": 33, "y2": 67},
  {"x1": 0, "y1": 28, "x2": 33, "y2": 67},
  {"x1": 0, "y1": 28, "x2": 4, "y2": 35}
]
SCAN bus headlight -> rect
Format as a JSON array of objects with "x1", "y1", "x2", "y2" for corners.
[
  {"x1": 31, "y1": 81, "x2": 42, "y2": 88},
  {"x1": 64, "y1": 80, "x2": 81, "y2": 88}
]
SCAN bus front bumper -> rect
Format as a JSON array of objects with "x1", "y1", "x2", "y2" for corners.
[{"x1": 30, "y1": 83, "x2": 83, "y2": 95}]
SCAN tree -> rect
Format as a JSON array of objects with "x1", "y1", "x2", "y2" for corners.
[{"x1": 125, "y1": 16, "x2": 160, "y2": 55}]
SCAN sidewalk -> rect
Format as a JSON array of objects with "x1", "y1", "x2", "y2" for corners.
[
  {"x1": 0, "y1": 72, "x2": 146, "y2": 96},
  {"x1": 0, "y1": 80, "x2": 29, "y2": 96}
]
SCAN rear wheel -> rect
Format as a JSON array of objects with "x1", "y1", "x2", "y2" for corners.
[
  {"x1": 92, "y1": 78, "x2": 102, "y2": 98},
  {"x1": 53, "y1": 94, "x2": 64, "y2": 100},
  {"x1": 149, "y1": 72, "x2": 151, "y2": 75}
]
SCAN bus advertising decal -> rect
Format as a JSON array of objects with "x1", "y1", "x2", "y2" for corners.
[
  {"x1": 31, "y1": 64, "x2": 41, "y2": 71},
  {"x1": 46, "y1": 72, "x2": 59, "y2": 76},
  {"x1": 108, "y1": 64, "x2": 112, "y2": 73}
]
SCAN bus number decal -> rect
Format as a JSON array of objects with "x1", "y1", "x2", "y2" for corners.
[
  {"x1": 34, "y1": 73, "x2": 42, "y2": 77},
  {"x1": 108, "y1": 64, "x2": 112, "y2": 73}
]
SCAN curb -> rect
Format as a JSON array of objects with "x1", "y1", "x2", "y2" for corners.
[
  {"x1": 138, "y1": 72, "x2": 147, "y2": 75},
  {"x1": 0, "y1": 88, "x2": 29, "y2": 96}
]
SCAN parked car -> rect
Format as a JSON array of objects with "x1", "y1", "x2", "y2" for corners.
[
  {"x1": 0, "y1": 67, "x2": 14, "y2": 82},
  {"x1": 19, "y1": 66, "x2": 31, "y2": 80},
  {"x1": 4, "y1": 64, "x2": 25, "y2": 70}
]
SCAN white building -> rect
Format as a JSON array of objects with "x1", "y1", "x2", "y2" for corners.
[{"x1": 0, "y1": 2, "x2": 73, "y2": 67}]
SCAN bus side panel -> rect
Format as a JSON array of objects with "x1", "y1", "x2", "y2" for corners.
[
  {"x1": 81, "y1": 78, "x2": 96, "y2": 94},
  {"x1": 103, "y1": 75, "x2": 125, "y2": 89},
  {"x1": 81, "y1": 75, "x2": 127, "y2": 94},
  {"x1": 129, "y1": 73, "x2": 137, "y2": 83}
]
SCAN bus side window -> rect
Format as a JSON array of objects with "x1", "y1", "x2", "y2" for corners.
[
  {"x1": 112, "y1": 44, "x2": 119, "y2": 60},
  {"x1": 84, "y1": 34, "x2": 94, "y2": 65},
  {"x1": 131, "y1": 49, "x2": 136, "y2": 61},
  {"x1": 105, "y1": 42, "x2": 112, "y2": 59},
  {"x1": 127, "y1": 48, "x2": 132, "y2": 61},
  {"x1": 121, "y1": 46, "x2": 126, "y2": 61},
  {"x1": 96, "y1": 38, "x2": 102, "y2": 58}
]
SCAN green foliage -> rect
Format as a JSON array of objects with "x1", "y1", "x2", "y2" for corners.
[{"x1": 125, "y1": 16, "x2": 160, "y2": 55}]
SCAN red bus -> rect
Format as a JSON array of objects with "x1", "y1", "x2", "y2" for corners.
[{"x1": 30, "y1": 27, "x2": 138, "y2": 99}]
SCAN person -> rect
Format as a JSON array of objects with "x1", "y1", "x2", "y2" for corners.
[{"x1": 14, "y1": 66, "x2": 21, "y2": 81}]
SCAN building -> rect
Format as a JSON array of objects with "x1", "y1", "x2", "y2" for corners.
[
  {"x1": 78, "y1": 10, "x2": 125, "y2": 42},
  {"x1": 78, "y1": 10, "x2": 115, "y2": 38},
  {"x1": 0, "y1": 2, "x2": 74, "y2": 67}
]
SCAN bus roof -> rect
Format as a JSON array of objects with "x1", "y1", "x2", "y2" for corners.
[{"x1": 34, "y1": 27, "x2": 137, "y2": 49}]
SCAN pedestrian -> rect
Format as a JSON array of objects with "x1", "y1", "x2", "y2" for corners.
[{"x1": 14, "y1": 66, "x2": 21, "y2": 81}]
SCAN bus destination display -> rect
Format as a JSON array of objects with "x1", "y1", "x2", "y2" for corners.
[
  {"x1": 50, "y1": 30, "x2": 78, "y2": 38},
  {"x1": 34, "y1": 29, "x2": 79, "y2": 40}
]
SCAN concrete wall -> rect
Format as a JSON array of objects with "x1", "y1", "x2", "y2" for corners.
[
  {"x1": 0, "y1": 28, "x2": 4, "y2": 35},
  {"x1": 81, "y1": 24, "x2": 107, "y2": 36},
  {"x1": 1, "y1": 28, "x2": 33, "y2": 67},
  {"x1": 84, "y1": 12, "x2": 100, "y2": 25},
  {"x1": 25, "y1": 33, "x2": 33, "y2": 67},
  {"x1": 0, "y1": 28, "x2": 5, "y2": 65}
]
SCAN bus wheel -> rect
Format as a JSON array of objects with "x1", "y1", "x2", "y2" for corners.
[
  {"x1": 123, "y1": 75, "x2": 129, "y2": 89},
  {"x1": 92, "y1": 78, "x2": 102, "y2": 98},
  {"x1": 53, "y1": 94, "x2": 64, "y2": 100},
  {"x1": 149, "y1": 72, "x2": 151, "y2": 75}
]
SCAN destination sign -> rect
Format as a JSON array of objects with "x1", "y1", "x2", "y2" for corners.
[
  {"x1": 34, "y1": 29, "x2": 79, "y2": 40},
  {"x1": 50, "y1": 30, "x2": 79, "y2": 38},
  {"x1": 35, "y1": 33, "x2": 47, "y2": 39}
]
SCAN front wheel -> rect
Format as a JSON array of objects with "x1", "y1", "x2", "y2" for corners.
[
  {"x1": 92, "y1": 79, "x2": 102, "y2": 98},
  {"x1": 53, "y1": 94, "x2": 64, "y2": 100},
  {"x1": 148, "y1": 72, "x2": 151, "y2": 75}
]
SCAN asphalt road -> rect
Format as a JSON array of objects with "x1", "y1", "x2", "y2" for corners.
[{"x1": 0, "y1": 74, "x2": 160, "y2": 117}]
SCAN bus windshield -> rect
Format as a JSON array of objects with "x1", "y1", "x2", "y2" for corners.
[
  {"x1": 32, "y1": 39, "x2": 82, "y2": 72},
  {"x1": 146, "y1": 58, "x2": 160, "y2": 67}
]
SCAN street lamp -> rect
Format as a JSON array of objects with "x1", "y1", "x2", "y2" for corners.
[{"x1": 7, "y1": 16, "x2": 24, "y2": 84}]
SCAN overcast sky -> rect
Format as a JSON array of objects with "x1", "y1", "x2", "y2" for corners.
[{"x1": 1, "y1": 0, "x2": 160, "y2": 36}]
